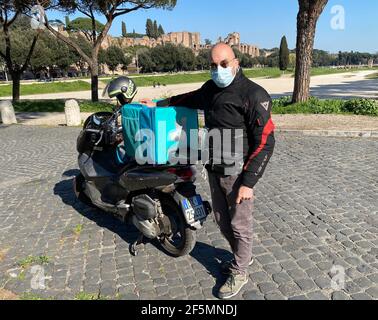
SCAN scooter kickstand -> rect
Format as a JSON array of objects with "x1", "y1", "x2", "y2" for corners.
[{"x1": 130, "y1": 233, "x2": 144, "y2": 256}]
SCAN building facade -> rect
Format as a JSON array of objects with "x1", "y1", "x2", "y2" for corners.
[
  {"x1": 104, "y1": 31, "x2": 259, "y2": 58},
  {"x1": 223, "y1": 32, "x2": 260, "y2": 57},
  {"x1": 103, "y1": 31, "x2": 202, "y2": 51}
]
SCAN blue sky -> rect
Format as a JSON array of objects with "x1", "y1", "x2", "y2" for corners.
[{"x1": 49, "y1": 0, "x2": 378, "y2": 53}]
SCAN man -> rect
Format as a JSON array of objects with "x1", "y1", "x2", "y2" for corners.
[{"x1": 143, "y1": 43, "x2": 275, "y2": 299}]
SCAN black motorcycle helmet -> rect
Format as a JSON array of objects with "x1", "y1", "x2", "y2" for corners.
[{"x1": 105, "y1": 76, "x2": 137, "y2": 105}]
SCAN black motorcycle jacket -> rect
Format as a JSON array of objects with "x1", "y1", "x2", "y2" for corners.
[{"x1": 158, "y1": 69, "x2": 275, "y2": 189}]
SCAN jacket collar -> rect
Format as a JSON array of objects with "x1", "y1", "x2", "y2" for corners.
[{"x1": 231, "y1": 67, "x2": 245, "y2": 86}]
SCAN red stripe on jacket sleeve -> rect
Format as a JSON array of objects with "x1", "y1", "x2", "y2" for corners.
[{"x1": 243, "y1": 117, "x2": 275, "y2": 171}]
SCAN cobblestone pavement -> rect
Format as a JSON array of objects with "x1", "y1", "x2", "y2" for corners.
[{"x1": 0, "y1": 125, "x2": 377, "y2": 300}]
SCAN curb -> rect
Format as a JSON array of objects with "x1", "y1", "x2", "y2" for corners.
[{"x1": 276, "y1": 129, "x2": 378, "y2": 138}]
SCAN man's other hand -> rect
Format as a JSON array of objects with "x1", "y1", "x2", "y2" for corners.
[
  {"x1": 236, "y1": 186, "x2": 254, "y2": 204},
  {"x1": 140, "y1": 99, "x2": 156, "y2": 107}
]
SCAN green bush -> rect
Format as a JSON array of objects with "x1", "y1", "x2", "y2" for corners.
[
  {"x1": 272, "y1": 96, "x2": 292, "y2": 109},
  {"x1": 342, "y1": 99, "x2": 378, "y2": 116},
  {"x1": 312, "y1": 99, "x2": 344, "y2": 114},
  {"x1": 272, "y1": 96, "x2": 378, "y2": 116}
]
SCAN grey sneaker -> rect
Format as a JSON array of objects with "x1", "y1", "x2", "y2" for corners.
[
  {"x1": 218, "y1": 272, "x2": 249, "y2": 300},
  {"x1": 221, "y1": 258, "x2": 254, "y2": 275}
]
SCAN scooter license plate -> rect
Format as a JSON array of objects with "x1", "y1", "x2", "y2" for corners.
[{"x1": 181, "y1": 195, "x2": 207, "y2": 223}]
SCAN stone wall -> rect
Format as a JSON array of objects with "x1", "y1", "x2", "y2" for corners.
[{"x1": 223, "y1": 32, "x2": 260, "y2": 57}]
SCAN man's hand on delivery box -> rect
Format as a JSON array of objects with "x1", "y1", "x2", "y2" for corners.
[{"x1": 139, "y1": 99, "x2": 156, "y2": 107}]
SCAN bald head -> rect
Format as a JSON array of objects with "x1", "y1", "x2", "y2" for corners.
[
  {"x1": 210, "y1": 43, "x2": 239, "y2": 74},
  {"x1": 211, "y1": 43, "x2": 236, "y2": 63}
]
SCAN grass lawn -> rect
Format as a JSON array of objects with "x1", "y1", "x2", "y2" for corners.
[
  {"x1": 14, "y1": 100, "x2": 114, "y2": 113},
  {"x1": 1, "y1": 68, "x2": 375, "y2": 97},
  {"x1": 102, "y1": 67, "x2": 375, "y2": 87},
  {"x1": 102, "y1": 68, "x2": 287, "y2": 88},
  {"x1": 0, "y1": 81, "x2": 90, "y2": 97},
  {"x1": 310, "y1": 66, "x2": 376, "y2": 77}
]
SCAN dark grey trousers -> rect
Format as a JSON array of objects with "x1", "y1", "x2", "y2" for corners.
[{"x1": 207, "y1": 171, "x2": 254, "y2": 275}]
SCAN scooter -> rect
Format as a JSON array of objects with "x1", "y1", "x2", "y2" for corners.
[{"x1": 73, "y1": 103, "x2": 211, "y2": 257}]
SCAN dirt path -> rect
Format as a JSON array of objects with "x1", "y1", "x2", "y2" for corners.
[{"x1": 1, "y1": 70, "x2": 377, "y2": 101}]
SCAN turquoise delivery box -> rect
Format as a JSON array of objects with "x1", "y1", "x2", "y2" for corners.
[{"x1": 121, "y1": 104, "x2": 199, "y2": 165}]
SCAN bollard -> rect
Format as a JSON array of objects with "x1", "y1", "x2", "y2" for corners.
[
  {"x1": 0, "y1": 100, "x2": 17, "y2": 125},
  {"x1": 64, "y1": 99, "x2": 81, "y2": 126}
]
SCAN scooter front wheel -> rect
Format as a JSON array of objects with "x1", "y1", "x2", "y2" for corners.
[{"x1": 159, "y1": 196, "x2": 196, "y2": 257}]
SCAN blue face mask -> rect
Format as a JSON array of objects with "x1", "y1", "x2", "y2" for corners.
[{"x1": 211, "y1": 66, "x2": 236, "y2": 88}]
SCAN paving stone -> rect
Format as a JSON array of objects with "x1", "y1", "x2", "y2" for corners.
[
  {"x1": 1, "y1": 128, "x2": 377, "y2": 301},
  {"x1": 351, "y1": 292, "x2": 373, "y2": 300},
  {"x1": 287, "y1": 268, "x2": 308, "y2": 281},
  {"x1": 295, "y1": 279, "x2": 317, "y2": 291},
  {"x1": 258, "y1": 282, "x2": 278, "y2": 294},
  {"x1": 288, "y1": 295, "x2": 308, "y2": 300},
  {"x1": 331, "y1": 291, "x2": 351, "y2": 300},
  {"x1": 278, "y1": 283, "x2": 301, "y2": 296},
  {"x1": 119, "y1": 293, "x2": 139, "y2": 300},
  {"x1": 242, "y1": 290, "x2": 265, "y2": 300},
  {"x1": 314, "y1": 277, "x2": 332, "y2": 290},
  {"x1": 306, "y1": 291, "x2": 329, "y2": 300},
  {"x1": 250, "y1": 271, "x2": 270, "y2": 283},
  {"x1": 365, "y1": 286, "x2": 378, "y2": 299},
  {"x1": 264, "y1": 292, "x2": 287, "y2": 300},
  {"x1": 272, "y1": 272, "x2": 292, "y2": 285}
]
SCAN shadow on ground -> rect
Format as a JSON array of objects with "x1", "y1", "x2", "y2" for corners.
[
  {"x1": 53, "y1": 169, "x2": 141, "y2": 248},
  {"x1": 54, "y1": 169, "x2": 233, "y2": 299},
  {"x1": 190, "y1": 242, "x2": 233, "y2": 297}
]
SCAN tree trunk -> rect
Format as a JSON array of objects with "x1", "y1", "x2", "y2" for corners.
[
  {"x1": 11, "y1": 72, "x2": 21, "y2": 103},
  {"x1": 90, "y1": 61, "x2": 99, "y2": 102},
  {"x1": 292, "y1": 0, "x2": 328, "y2": 103}
]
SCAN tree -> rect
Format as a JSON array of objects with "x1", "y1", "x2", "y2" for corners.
[
  {"x1": 122, "y1": 21, "x2": 127, "y2": 37},
  {"x1": 65, "y1": 16, "x2": 70, "y2": 29},
  {"x1": 153, "y1": 20, "x2": 158, "y2": 39},
  {"x1": 196, "y1": 49, "x2": 210, "y2": 70},
  {"x1": 312, "y1": 49, "x2": 336, "y2": 67},
  {"x1": 0, "y1": 7, "x2": 40, "y2": 103},
  {"x1": 176, "y1": 45, "x2": 195, "y2": 71},
  {"x1": 138, "y1": 48, "x2": 155, "y2": 73},
  {"x1": 103, "y1": 45, "x2": 131, "y2": 74},
  {"x1": 279, "y1": 36, "x2": 289, "y2": 71},
  {"x1": 67, "y1": 17, "x2": 105, "y2": 43},
  {"x1": 42, "y1": 1, "x2": 177, "y2": 102},
  {"x1": 30, "y1": 31, "x2": 77, "y2": 78},
  {"x1": 158, "y1": 24, "x2": 164, "y2": 37},
  {"x1": 146, "y1": 18, "x2": 154, "y2": 38},
  {"x1": 292, "y1": 0, "x2": 328, "y2": 103},
  {"x1": 204, "y1": 39, "x2": 212, "y2": 46},
  {"x1": 138, "y1": 44, "x2": 196, "y2": 73}
]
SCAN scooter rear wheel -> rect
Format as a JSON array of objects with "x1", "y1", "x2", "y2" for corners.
[{"x1": 159, "y1": 196, "x2": 196, "y2": 257}]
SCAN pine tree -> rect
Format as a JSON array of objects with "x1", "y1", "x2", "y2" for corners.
[
  {"x1": 153, "y1": 20, "x2": 158, "y2": 39},
  {"x1": 158, "y1": 24, "x2": 165, "y2": 37},
  {"x1": 122, "y1": 21, "x2": 127, "y2": 37},
  {"x1": 65, "y1": 16, "x2": 70, "y2": 29},
  {"x1": 146, "y1": 19, "x2": 154, "y2": 38},
  {"x1": 279, "y1": 35, "x2": 290, "y2": 71}
]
